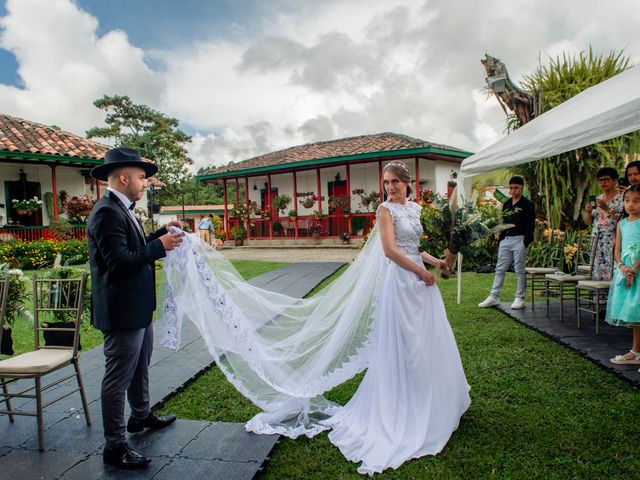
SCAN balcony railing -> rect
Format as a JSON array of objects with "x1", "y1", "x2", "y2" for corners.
[
  {"x1": 228, "y1": 213, "x2": 376, "y2": 240},
  {"x1": 0, "y1": 225, "x2": 87, "y2": 242}
]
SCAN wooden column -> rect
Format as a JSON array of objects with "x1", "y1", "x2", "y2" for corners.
[
  {"x1": 245, "y1": 176, "x2": 250, "y2": 240},
  {"x1": 235, "y1": 178, "x2": 239, "y2": 211},
  {"x1": 378, "y1": 160, "x2": 383, "y2": 203},
  {"x1": 96, "y1": 180, "x2": 101, "y2": 199},
  {"x1": 316, "y1": 168, "x2": 322, "y2": 211},
  {"x1": 267, "y1": 174, "x2": 273, "y2": 239},
  {"x1": 50, "y1": 165, "x2": 59, "y2": 221},
  {"x1": 293, "y1": 171, "x2": 298, "y2": 239},
  {"x1": 415, "y1": 158, "x2": 420, "y2": 202},
  {"x1": 223, "y1": 178, "x2": 229, "y2": 240},
  {"x1": 346, "y1": 163, "x2": 352, "y2": 234}
]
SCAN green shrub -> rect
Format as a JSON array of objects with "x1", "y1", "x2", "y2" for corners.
[{"x1": 0, "y1": 239, "x2": 88, "y2": 270}]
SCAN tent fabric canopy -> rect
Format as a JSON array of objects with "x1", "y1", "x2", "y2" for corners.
[{"x1": 461, "y1": 65, "x2": 640, "y2": 176}]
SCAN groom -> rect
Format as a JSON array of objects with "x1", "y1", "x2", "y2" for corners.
[{"x1": 88, "y1": 147, "x2": 184, "y2": 469}]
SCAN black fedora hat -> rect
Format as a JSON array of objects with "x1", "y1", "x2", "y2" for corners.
[{"x1": 90, "y1": 147, "x2": 158, "y2": 181}]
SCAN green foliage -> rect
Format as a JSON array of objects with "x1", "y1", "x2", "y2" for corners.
[
  {"x1": 230, "y1": 225, "x2": 246, "y2": 240},
  {"x1": 420, "y1": 198, "x2": 507, "y2": 270},
  {"x1": 509, "y1": 48, "x2": 640, "y2": 229},
  {"x1": 272, "y1": 195, "x2": 292, "y2": 214},
  {"x1": 86, "y1": 94, "x2": 193, "y2": 188},
  {"x1": 0, "y1": 240, "x2": 88, "y2": 270},
  {"x1": 0, "y1": 265, "x2": 31, "y2": 327},
  {"x1": 50, "y1": 218, "x2": 74, "y2": 241}
]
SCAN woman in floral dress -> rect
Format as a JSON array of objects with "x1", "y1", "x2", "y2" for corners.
[{"x1": 585, "y1": 167, "x2": 623, "y2": 280}]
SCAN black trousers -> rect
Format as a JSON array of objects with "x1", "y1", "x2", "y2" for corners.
[{"x1": 101, "y1": 324, "x2": 153, "y2": 446}]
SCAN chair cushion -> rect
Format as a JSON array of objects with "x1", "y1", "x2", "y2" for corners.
[
  {"x1": 577, "y1": 280, "x2": 611, "y2": 289},
  {"x1": 0, "y1": 348, "x2": 73, "y2": 374},
  {"x1": 526, "y1": 267, "x2": 558, "y2": 274},
  {"x1": 544, "y1": 273, "x2": 591, "y2": 282}
]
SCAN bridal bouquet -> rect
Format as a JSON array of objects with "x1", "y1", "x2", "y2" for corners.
[{"x1": 420, "y1": 193, "x2": 513, "y2": 275}]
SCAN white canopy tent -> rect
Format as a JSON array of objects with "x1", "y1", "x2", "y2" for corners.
[
  {"x1": 454, "y1": 65, "x2": 640, "y2": 303},
  {"x1": 461, "y1": 65, "x2": 640, "y2": 176}
]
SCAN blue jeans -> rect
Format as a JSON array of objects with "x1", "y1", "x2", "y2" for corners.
[{"x1": 490, "y1": 235, "x2": 527, "y2": 299}]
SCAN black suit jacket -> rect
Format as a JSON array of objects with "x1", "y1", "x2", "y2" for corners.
[{"x1": 88, "y1": 191, "x2": 167, "y2": 331}]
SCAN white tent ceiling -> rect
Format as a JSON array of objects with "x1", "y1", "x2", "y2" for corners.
[{"x1": 460, "y1": 65, "x2": 640, "y2": 176}]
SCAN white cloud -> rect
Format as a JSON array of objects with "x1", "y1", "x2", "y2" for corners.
[
  {"x1": 0, "y1": 0, "x2": 163, "y2": 135},
  {"x1": 2, "y1": 0, "x2": 640, "y2": 173}
]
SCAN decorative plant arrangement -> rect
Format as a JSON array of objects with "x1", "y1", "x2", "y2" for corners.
[
  {"x1": 298, "y1": 192, "x2": 318, "y2": 209},
  {"x1": 12, "y1": 197, "x2": 42, "y2": 215},
  {"x1": 272, "y1": 195, "x2": 291, "y2": 214},
  {"x1": 63, "y1": 194, "x2": 96, "y2": 223},
  {"x1": 352, "y1": 190, "x2": 380, "y2": 212},
  {"x1": 328, "y1": 196, "x2": 351, "y2": 214}
]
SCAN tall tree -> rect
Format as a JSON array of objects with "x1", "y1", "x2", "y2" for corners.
[
  {"x1": 86, "y1": 95, "x2": 193, "y2": 188},
  {"x1": 482, "y1": 49, "x2": 639, "y2": 230}
]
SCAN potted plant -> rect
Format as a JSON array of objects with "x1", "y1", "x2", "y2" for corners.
[
  {"x1": 230, "y1": 225, "x2": 246, "y2": 246},
  {"x1": 309, "y1": 221, "x2": 322, "y2": 244},
  {"x1": 272, "y1": 195, "x2": 291, "y2": 215},
  {"x1": 288, "y1": 209, "x2": 298, "y2": 221},
  {"x1": 313, "y1": 209, "x2": 326, "y2": 221},
  {"x1": 340, "y1": 232, "x2": 350, "y2": 245},
  {"x1": 1, "y1": 266, "x2": 31, "y2": 355},
  {"x1": 64, "y1": 194, "x2": 96, "y2": 223},
  {"x1": 298, "y1": 192, "x2": 317, "y2": 209},
  {"x1": 12, "y1": 196, "x2": 43, "y2": 216}
]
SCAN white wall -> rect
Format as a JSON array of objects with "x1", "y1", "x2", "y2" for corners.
[{"x1": 1, "y1": 163, "x2": 149, "y2": 226}]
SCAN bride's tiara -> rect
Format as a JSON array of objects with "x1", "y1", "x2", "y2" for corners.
[{"x1": 384, "y1": 162, "x2": 410, "y2": 174}]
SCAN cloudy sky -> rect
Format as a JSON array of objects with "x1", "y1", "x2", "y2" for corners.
[{"x1": 1, "y1": 0, "x2": 639, "y2": 172}]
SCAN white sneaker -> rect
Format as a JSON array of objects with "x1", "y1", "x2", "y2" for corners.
[
  {"x1": 511, "y1": 298, "x2": 525, "y2": 309},
  {"x1": 478, "y1": 296, "x2": 500, "y2": 308}
]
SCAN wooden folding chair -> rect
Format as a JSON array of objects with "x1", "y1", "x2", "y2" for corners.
[
  {"x1": 576, "y1": 232, "x2": 614, "y2": 334},
  {"x1": 526, "y1": 232, "x2": 562, "y2": 309},
  {"x1": 0, "y1": 273, "x2": 91, "y2": 451},
  {"x1": 544, "y1": 232, "x2": 598, "y2": 322},
  {"x1": 0, "y1": 276, "x2": 11, "y2": 414}
]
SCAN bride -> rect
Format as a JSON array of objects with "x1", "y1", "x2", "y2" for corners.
[{"x1": 161, "y1": 161, "x2": 470, "y2": 475}]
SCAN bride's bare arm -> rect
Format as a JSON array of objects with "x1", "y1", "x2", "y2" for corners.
[
  {"x1": 378, "y1": 207, "x2": 435, "y2": 285},
  {"x1": 420, "y1": 251, "x2": 446, "y2": 270}
]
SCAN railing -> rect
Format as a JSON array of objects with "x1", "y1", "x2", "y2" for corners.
[
  {"x1": 228, "y1": 214, "x2": 376, "y2": 240},
  {"x1": 0, "y1": 225, "x2": 87, "y2": 242}
]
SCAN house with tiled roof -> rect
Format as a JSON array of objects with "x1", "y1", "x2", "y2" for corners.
[
  {"x1": 0, "y1": 113, "x2": 157, "y2": 241},
  {"x1": 197, "y1": 132, "x2": 472, "y2": 242}
]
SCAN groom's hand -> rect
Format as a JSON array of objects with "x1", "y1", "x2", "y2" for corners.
[{"x1": 159, "y1": 231, "x2": 184, "y2": 251}]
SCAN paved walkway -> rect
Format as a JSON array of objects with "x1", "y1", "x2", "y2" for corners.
[
  {"x1": 496, "y1": 301, "x2": 640, "y2": 387},
  {"x1": 0, "y1": 261, "x2": 344, "y2": 480},
  {"x1": 221, "y1": 247, "x2": 359, "y2": 263}
]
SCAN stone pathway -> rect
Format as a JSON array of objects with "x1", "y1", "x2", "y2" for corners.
[
  {"x1": 0, "y1": 261, "x2": 344, "y2": 479},
  {"x1": 221, "y1": 247, "x2": 359, "y2": 263},
  {"x1": 496, "y1": 301, "x2": 640, "y2": 387}
]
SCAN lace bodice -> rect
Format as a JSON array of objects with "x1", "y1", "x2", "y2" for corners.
[{"x1": 377, "y1": 201, "x2": 423, "y2": 256}]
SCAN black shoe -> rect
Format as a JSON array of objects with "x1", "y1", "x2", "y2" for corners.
[
  {"x1": 127, "y1": 413, "x2": 177, "y2": 433},
  {"x1": 103, "y1": 443, "x2": 151, "y2": 469}
]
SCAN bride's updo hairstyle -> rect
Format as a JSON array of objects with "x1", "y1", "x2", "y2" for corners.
[{"x1": 382, "y1": 161, "x2": 413, "y2": 197}]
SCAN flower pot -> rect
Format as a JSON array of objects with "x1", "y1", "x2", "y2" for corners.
[
  {"x1": 289, "y1": 216, "x2": 297, "y2": 222},
  {"x1": 1, "y1": 327, "x2": 14, "y2": 355},
  {"x1": 16, "y1": 209, "x2": 32, "y2": 216},
  {"x1": 234, "y1": 238, "x2": 243, "y2": 246},
  {"x1": 342, "y1": 240, "x2": 349, "y2": 245}
]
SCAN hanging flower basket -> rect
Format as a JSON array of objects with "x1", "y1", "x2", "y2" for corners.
[
  {"x1": 12, "y1": 197, "x2": 42, "y2": 215},
  {"x1": 16, "y1": 209, "x2": 33, "y2": 216}
]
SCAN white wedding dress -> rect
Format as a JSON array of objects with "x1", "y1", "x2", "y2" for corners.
[
  {"x1": 323, "y1": 201, "x2": 471, "y2": 474},
  {"x1": 160, "y1": 200, "x2": 470, "y2": 475}
]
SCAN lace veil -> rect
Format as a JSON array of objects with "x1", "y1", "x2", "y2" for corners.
[{"x1": 160, "y1": 224, "x2": 388, "y2": 438}]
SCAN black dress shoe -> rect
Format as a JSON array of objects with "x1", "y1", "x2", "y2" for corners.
[
  {"x1": 127, "y1": 413, "x2": 177, "y2": 433},
  {"x1": 103, "y1": 443, "x2": 151, "y2": 469}
]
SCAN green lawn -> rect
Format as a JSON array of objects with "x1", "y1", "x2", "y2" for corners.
[
  {"x1": 2, "y1": 260, "x2": 287, "y2": 357},
  {"x1": 159, "y1": 270, "x2": 640, "y2": 479}
]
